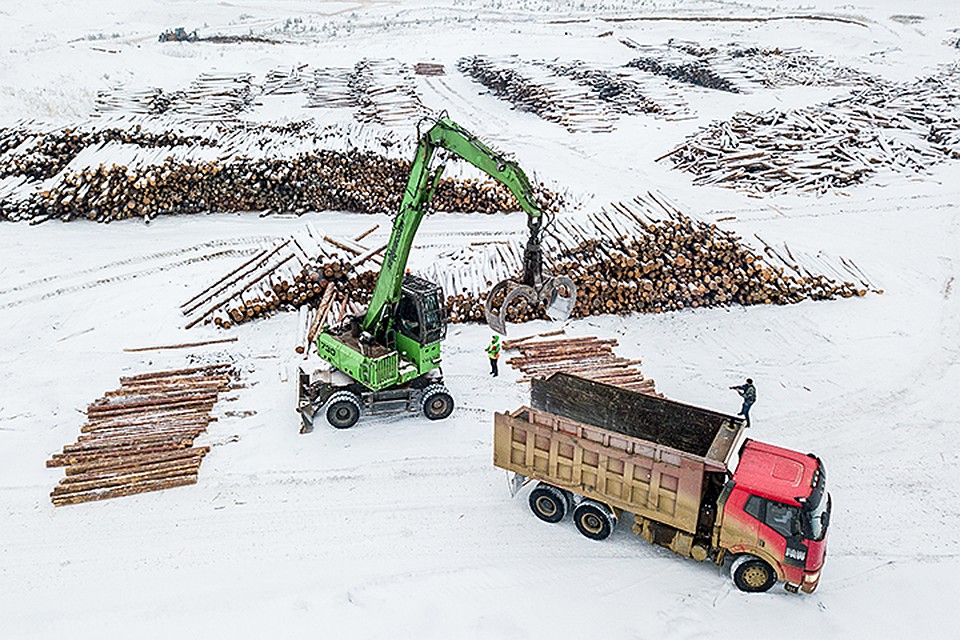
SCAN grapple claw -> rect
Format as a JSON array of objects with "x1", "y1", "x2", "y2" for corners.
[{"x1": 484, "y1": 275, "x2": 577, "y2": 335}]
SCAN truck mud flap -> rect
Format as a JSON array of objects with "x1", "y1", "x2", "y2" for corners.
[{"x1": 508, "y1": 472, "x2": 529, "y2": 498}]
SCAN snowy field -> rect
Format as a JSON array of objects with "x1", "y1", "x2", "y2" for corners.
[{"x1": 2, "y1": 1, "x2": 959, "y2": 638}]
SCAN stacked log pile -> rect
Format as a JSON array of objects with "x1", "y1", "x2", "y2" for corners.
[
  {"x1": 627, "y1": 56, "x2": 741, "y2": 93},
  {"x1": 306, "y1": 59, "x2": 427, "y2": 125},
  {"x1": 182, "y1": 224, "x2": 382, "y2": 333},
  {"x1": 414, "y1": 62, "x2": 445, "y2": 76},
  {"x1": 0, "y1": 124, "x2": 215, "y2": 181},
  {"x1": 95, "y1": 73, "x2": 257, "y2": 121},
  {"x1": 263, "y1": 64, "x2": 310, "y2": 95},
  {"x1": 47, "y1": 363, "x2": 235, "y2": 506},
  {"x1": 662, "y1": 64, "x2": 960, "y2": 194},
  {"x1": 192, "y1": 194, "x2": 870, "y2": 335},
  {"x1": 0, "y1": 129, "x2": 562, "y2": 222},
  {"x1": 621, "y1": 39, "x2": 869, "y2": 91},
  {"x1": 419, "y1": 193, "x2": 871, "y2": 324},
  {"x1": 542, "y1": 61, "x2": 663, "y2": 116},
  {"x1": 457, "y1": 55, "x2": 615, "y2": 132},
  {"x1": 504, "y1": 334, "x2": 657, "y2": 394}
]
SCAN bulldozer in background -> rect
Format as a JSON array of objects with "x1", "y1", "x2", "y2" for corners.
[{"x1": 159, "y1": 27, "x2": 199, "y2": 43}]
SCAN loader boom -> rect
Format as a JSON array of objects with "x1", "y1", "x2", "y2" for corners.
[{"x1": 361, "y1": 117, "x2": 544, "y2": 343}]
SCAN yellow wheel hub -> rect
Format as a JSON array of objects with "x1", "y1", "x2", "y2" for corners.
[{"x1": 743, "y1": 564, "x2": 770, "y2": 588}]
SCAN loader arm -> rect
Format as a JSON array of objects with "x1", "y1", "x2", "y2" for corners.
[{"x1": 361, "y1": 117, "x2": 551, "y2": 341}]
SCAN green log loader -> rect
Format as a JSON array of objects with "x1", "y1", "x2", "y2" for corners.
[{"x1": 298, "y1": 117, "x2": 576, "y2": 431}]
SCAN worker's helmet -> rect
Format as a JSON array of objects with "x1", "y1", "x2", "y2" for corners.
[
  {"x1": 492, "y1": 335, "x2": 500, "y2": 343},
  {"x1": 746, "y1": 378, "x2": 753, "y2": 384}
]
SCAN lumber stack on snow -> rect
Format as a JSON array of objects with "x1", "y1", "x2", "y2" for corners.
[
  {"x1": 458, "y1": 55, "x2": 659, "y2": 132},
  {"x1": 182, "y1": 224, "x2": 383, "y2": 335},
  {"x1": 47, "y1": 364, "x2": 236, "y2": 506},
  {"x1": 504, "y1": 335, "x2": 657, "y2": 394},
  {"x1": 620, "y1": 39, "x2": 870, "y2": 93},
  {"x1": 662, "y1": 64, "x2": 960, "y2": 194},
  {"x1": 0, "y1": 121, "x2": 563, "y2": 223},
  {"x1": 419, "y1": 193, "x2": 872, "y2": 325},
  {"x1": 306, "y1": 58, "x2": 427, "y2": 125}
]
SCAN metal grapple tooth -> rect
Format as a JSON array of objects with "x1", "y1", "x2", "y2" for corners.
[{"x1": 542, "y1": 275, "x2": 577, "y2": 322}]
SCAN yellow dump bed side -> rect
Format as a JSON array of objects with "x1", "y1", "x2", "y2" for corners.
[{"x1": 494, "y1": 407, "x2": 732, "y2": 535}]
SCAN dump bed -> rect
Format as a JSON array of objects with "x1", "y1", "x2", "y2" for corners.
[{"x1": 494, "y1": 373, "x2": 745, "y2": 534}]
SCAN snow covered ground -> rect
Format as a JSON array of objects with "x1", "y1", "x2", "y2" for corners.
[{"x1": 2, "y1": 1, "x2": 959, "y2": 638}]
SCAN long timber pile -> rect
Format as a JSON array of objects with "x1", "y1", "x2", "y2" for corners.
[
  {"x1": 662, "y1": 64, "x2": 960, "y2": 194},
  {"x1": 47, "y1": 364, "x2": 235, "y2": 507},
  {"x1": 306, "y1": 59, "x2": 427, "y2": 125},
  {"x1": 182, "y1": 224, "x2": 381, "y2": 336},
  {"x1": 0, "y1": 122, "x2": 561, "y2": 223},
  {"x1": 96, "y1": 73, "x2": 258, "y2": 122},
  {"x1": 621, "y1": 39, "x2": 869, "y2": 92},
  {"x1": 504, "y1": 334, "x2": 657, "y2": 394},
  {"x1": 196, "y1": 194, "x2": 871, "y2": 335},
  {"x1": 457, "y1": 55, "x2": 676, "y2": 131},
  {"x1": 421, "y1": 194, "x2": 871, "y2": 324}
]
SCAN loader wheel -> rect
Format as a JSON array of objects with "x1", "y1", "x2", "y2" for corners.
[
  {"x1": 573, "y1": 501, "x2": 616, "y2": 541},
  {"x1": 731, "y1": 555, "x2": 777, "y2": 593},
  {"x1": 326, "y1": 392, "x2": 361, "y2": 429},
  {"x1": 528, "y1": 484, "x2": 568, "y2": 523},
  {"x1": 421, "y1": 385, "x2": 454, "y2": 420}
]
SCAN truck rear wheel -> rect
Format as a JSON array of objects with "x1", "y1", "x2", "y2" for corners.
[
  {"x1": 421, "y1": 384, "x2": 454, "y2": 420},
  {"x1": 573, "y1": 501, "x2": 616, "y2": 541},
  {"x1": 528, "y1": 484, "x2": 568, "y2": 523},
  {"x1": 326, "y1": 391, "x2": 361, "y2": 429},
  {"x1": 731, "y1": 555, "x2": 777, "y2": 593}
]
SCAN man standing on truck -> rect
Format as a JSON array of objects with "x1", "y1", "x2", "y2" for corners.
[
  {"x1": 730, "y1": 378, "x2": 756, "y2": 426},
  {"x1": 486, "y1": 335, "x2": 502, "y2": 377}
]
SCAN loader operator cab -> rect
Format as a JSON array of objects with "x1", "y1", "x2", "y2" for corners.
[{"x1": 395, "y1": 275, "x2": 446, "y2": 346}]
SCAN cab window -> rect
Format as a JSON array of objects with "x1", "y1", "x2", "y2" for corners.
[
  {"x1": 765, "y1": 501, "x2": 800, "y2": 538},
  {"x1": 743, "y1": 495, "x2": 799, "y2": 538}
]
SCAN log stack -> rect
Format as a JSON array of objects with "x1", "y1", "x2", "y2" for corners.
[
  {"x1": 662, "y1": 64, "x2": 960, "y2": 194},
  {"x1": 414, "y1": 62, "x2": 446, "y2": 76},
  {"x1": 182, "y1": 224, "x2": 382, "y2": 331},
  {"x1": 457, "y1": 55, "x2": 619, "y2": 132},
  {"x1": 306, "y1": 58, "x2": 427, "y2": 125},
  {"x1": 194, "y1": 194, "x2": 872, "y2": 336},
  {"x1": 504, "y1": 334, "x2": 657, "y2": 394},
  {"x1": 0, "y1": 125, "x2": 215, "y2": 181},
  {"x1": 542, "y1": 61, "x2": 663, "y2": 115},
  {"x1": 0, "y1": 138, "x2": 562, "y2": 223},
  {"x1": 95, "y1": 72, "x2": 257, "y2": 122},
  {"x1": 621, "y1": 39, "x2": 869, "y2": 91},
  {"x1": 47, "y1": 363, "x2": 235, "y2": 506},
  {"x1": 627, "y1": 56, "x2": 741, "y2": 93},
  {"x1": 418, "y1": 193, "x2": 872, "y2": 325}
]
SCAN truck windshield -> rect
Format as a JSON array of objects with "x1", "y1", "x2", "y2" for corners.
[{"x1": 801, "y1": 464, "x2": 830, "y2": 541}]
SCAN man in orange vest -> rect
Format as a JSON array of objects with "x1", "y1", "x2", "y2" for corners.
[{"x1": 486, "y1": 335, "x2": 502, "y2": 377}]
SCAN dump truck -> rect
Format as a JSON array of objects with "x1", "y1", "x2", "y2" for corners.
[{"x1": 493, "y1": 373, "x2": 831, "y2": 593}]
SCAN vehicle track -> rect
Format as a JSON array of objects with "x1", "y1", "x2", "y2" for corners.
[{"x1": 0, "y1": 247, "x2": 262, "y2": 310}]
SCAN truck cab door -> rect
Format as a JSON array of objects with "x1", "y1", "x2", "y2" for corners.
[{"x1": 718, "y1": 488, "x2": 761, "y2": 553}]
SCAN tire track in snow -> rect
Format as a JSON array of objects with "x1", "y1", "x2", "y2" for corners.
[{"x1": 0, "y1": 247, "x2": 261, "y2": 310}]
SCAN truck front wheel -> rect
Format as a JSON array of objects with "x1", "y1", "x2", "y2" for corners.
[
  {"x1": 528, "y1": 484, "x2": 568, "y2": 523},
  {"x1": 731, "y1": 555, "x2": 777, "y2": 593},
  {"x1": 573, "y1": 501, "x2": 616, "y2": 540}
]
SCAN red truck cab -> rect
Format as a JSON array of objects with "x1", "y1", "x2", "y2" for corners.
[{"x1": 718, "y1": 439, "x2": 831, "y2": 593}]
